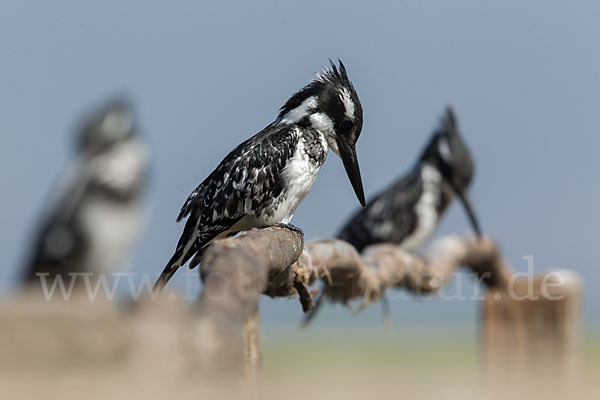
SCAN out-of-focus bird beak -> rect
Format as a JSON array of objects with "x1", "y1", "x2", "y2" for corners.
[
  {"x1": 454, "y1": 188, "x2": 482, "y2": 238},
  {"x1": 337, "y1": 136, "x2": 366, "y2": 208}
]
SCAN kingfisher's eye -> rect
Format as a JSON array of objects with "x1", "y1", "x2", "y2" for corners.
[{"x1": 341, "y1": 119, "x2": 354, "y2": 131}]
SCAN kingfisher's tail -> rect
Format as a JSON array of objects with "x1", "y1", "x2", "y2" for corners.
[
  {"x1": 153, "y1": 205, "x2": 203, "y2": 294},
  {"x1": 152, "y1": 251, "x2": 184, "y2": 294}
]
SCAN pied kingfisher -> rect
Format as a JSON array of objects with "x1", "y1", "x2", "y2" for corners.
[
  {"x1": 338, "y1": 107, "x2": 481, "y2": 253},
  {"x1": 154, "y1": 60, "x2": 366, "y2": 292},
  {"x1": 23, "y1": 99, "x2": 149, "y2": 287}
]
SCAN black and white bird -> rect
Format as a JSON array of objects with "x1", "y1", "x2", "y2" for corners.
[
  {"x1": 23, "y1": 99, "x2": 149, "y2": 287},
  {"x1": 337, "y1": 107, "x2": 481, "y2": 253},
  {"x1": 154, "y1": 60, "x2": 365, "y2": 292}
]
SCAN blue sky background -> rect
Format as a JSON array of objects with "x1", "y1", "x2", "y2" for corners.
[{"x1": 1, "y1": 1, "x2": 598, "y2": 330}]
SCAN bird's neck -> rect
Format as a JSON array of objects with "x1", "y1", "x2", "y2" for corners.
[
  {"x1": 277, "y1": 113, "x2": 337, "y2": 157},
  {"x1": 419, "y1": 162, "x2": 443, "y2": 186},
  {"x1": 418, "y1": 162, "x2": 453, "y2": 215}
]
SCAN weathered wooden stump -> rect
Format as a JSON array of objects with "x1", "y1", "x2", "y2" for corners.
[{"x1": 482, "y1": 270, "x2": 582, "y2": 387}]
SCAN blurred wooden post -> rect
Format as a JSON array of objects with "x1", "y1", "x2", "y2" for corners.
[
  {"x1": 482, "y1": 270, "x2": 582, "y2": 386},
  {"x1": 194, "y1": 226, "x2": 304, "y2": 382},
  {"x1": 243, "y1": 308, "x2": 262, "y2": 385}
]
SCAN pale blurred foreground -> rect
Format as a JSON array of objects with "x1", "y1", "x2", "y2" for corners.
[
  {"x1": 1, "y1": 229, "x2": 595, "y2": 399},
  {"x1": 0, "y1": 292, "x2": 598, "y2": 400}
]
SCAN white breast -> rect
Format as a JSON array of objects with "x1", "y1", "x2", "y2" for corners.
[
  {"x1": 79, "y1": 194, "x2": 144, "y2": 273},
  {"x1": 258, "y1": 133, "x2": 327, "y2": 225},
  {"x1": 401, "y1": 164, "x2": 442, "y2": 251}
]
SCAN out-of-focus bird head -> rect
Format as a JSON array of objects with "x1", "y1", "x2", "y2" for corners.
[
  {"x1": 77, "y1": 98, "x2": 136, "y2": 156},
  {"x1": 420, "y1": 106, "x2": 482, "y2": 236},
  {"x1": 276, "y1": 60, "x2": 366, "y2": 207}
]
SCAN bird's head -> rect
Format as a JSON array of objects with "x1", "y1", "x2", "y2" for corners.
[
  {"x1": 277, "y1": 60, "x2": 366, "y2": 207},
  {"x1": 421, "y1": 107, "x2": 482, "y2": 237},
  {"x1": 77, "y1": 98, "x2": 136, "y2": 156}
]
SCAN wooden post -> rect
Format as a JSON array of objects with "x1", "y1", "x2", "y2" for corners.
[
  {"x1": 482, "y1": 270, "x2": 582, "y2": 388},
  {"x1": 243, "y1": 308, "x2": 262, "y2": 385}
]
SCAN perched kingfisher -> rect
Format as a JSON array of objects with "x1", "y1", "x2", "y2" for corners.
[
  {"x1": 153, "y1": 60, "x2": 365, "y2": 292},
  {"x1": 337, "y1": 107, "x2": 481, "y2": 253},
  {"x1": 23, "y1": 99, "x2": 149, "y2": 287}
]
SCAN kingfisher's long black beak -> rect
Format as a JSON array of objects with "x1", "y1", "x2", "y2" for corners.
[
  {"x1": 337, "y1": 136, "x2": 366, "y2": 208},
  {"x1": 455, "y1": 189, "x2": 482, "y2": 238}
]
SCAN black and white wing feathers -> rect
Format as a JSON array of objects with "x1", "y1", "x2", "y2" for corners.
[
  {"x1": 23, "y1": 174, "x2": 90, "y2": 283},
  {"x1": 154, "y1": 124, "x2": 299, "y2": 292},
  {"x1": 337, "y1": 171, "x2": 424, "y2": 252}
]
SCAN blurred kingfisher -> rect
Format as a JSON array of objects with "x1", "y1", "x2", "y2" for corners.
[{"x1": 338, "y1": 106, "x2": 481, "y2": 252}]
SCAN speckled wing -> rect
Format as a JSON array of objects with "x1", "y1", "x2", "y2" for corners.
[
  {"x1": 23, "y1": 178, "x2": 89, "y2": 283},
  {"x1": 337, "y1": 171, "x2": 424, "y2": 252},
  {"x1": 178, "y1": 124, "x2": 296, "y2": 223},
  {"x1": 154, "y1": 124, "x2": 299, "y2": 291}
]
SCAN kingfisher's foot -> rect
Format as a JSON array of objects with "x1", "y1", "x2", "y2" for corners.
[{"x1": 275, "y1": 222, "x2": 304, "y2": 235}]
